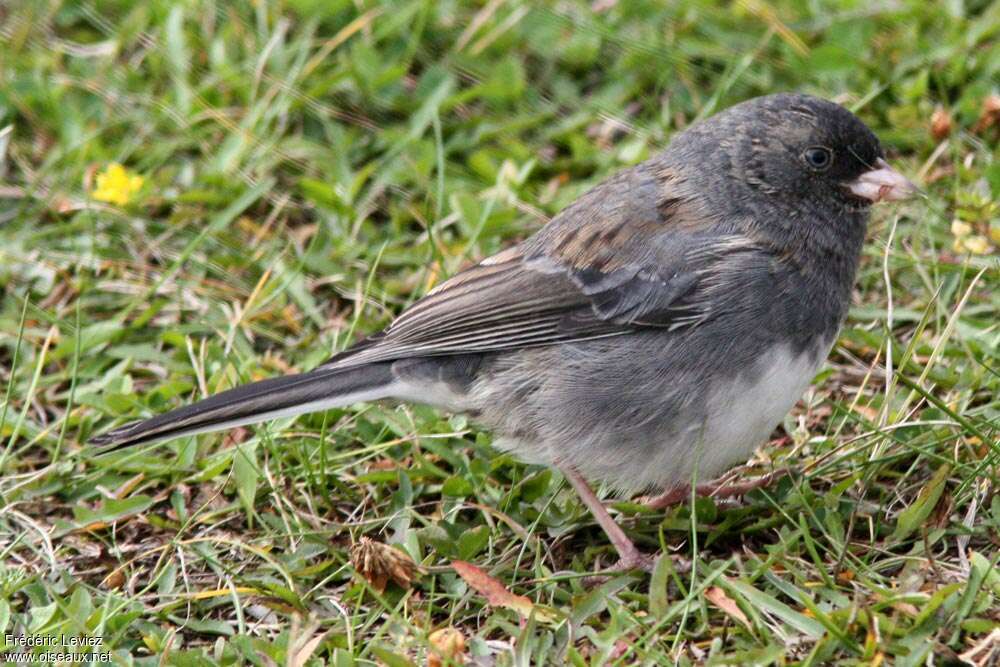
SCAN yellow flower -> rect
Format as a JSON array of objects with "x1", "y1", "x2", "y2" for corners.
[
  {"x1": 91, "y1": 163, "x2": 144, "y2": 206},
  {"x1": 950, "y1": 219, "x2": 972, "y2": 237},
  {"x1": 962, "y1": 235, "x2": 991, "y2": 255}
]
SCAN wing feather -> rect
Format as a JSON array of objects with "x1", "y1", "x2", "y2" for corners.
[{"x1": 323, "y1": 161, "x2": 762, "y2": 370}]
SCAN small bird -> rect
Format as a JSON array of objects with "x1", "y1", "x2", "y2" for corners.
[{"x1": 92, "y1": 93, "x2": 917, "y2": 571}]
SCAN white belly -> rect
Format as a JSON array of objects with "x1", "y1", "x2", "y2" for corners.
[
  {"x1": 472, "y1": 339, "x2": 831, "y2": 493},
  {"x1": 587, "y1": 340, "x2": 830, "y2": 493}
]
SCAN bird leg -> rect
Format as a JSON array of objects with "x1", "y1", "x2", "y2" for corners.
[
  {"x1": 561, "y1": 467, "x2": 654, "y2": 572},
  {"x1": 642, "y1": 468, "x2": 789, "y2": 509}
]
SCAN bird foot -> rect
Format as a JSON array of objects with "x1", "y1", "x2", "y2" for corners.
[
  {"x1": 583, "y1": 552, "x2": 690, "y2": 587},
  {"x1": 641, "y1": 468, "x2": 789, "y2": 509},
  {"x1": 610, "y1": 544, "x2": 657, "y2": 573}
]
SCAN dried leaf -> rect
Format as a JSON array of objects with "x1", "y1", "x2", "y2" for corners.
[
  {"x1": 974, "y1": 95, "x2": 1000, "y2": 133},
  {"x1": 101, "y1": 566, "x2": 126, "y2": 590},
  {"x1": 705, "y1": 586, "x2": 752, "y2": 631},
  {"x1": 350, "y1": 537, "x2": 420, "y2": 592},
  {"x1": 451, "y1": 560, "x2": 552, "y2": 621},
  {"x1": 930, "y1": 106, "x2": 953, "y2": 140},
  {"x1": 836, "y1": 569, "x2": 855, "y2": 583},
  {"x1": 367, "y1": 458, "x2": 398, "y2": 471},
  {"x1": 852, "y1": 404, "x2": 879, "y2": 421},
  {"x1": 427, "y1": 627, "x2": 465, "y2": 667}
]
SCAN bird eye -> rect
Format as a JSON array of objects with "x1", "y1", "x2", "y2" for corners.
[{"x1": 803, "y1": 146, "x2": 833, "y2": 170}]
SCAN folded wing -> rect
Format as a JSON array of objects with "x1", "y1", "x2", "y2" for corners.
[{"x1": 324, "y1": 163, "x2": 759, "y2": 370}]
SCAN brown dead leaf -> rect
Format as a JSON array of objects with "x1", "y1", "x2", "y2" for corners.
[
  {"x1": 930, "y1": 106, "x2": 953, "y2": 141},
  {"x1": 974, "y1": 95, "x2": 1000, "y2": 133},
  {"x1": 427, "y1": 627, "x2": 466, "y2": 667},
  {"x1": 705, "y1": 586, "x2": 752, "y2": 631},
  {"x1": 852, "y1": 404, "x2": 879, "y2": 421},
  {"x1": 80, "y1": 520, "x2": 111, "y2": 533},
  {"x1": 891, "y1": 600, "x2": 920, "y2": 617},
  {"x1": 101, "y1": 567, "x2": 126, "y2": 590},
  {"x1": 350, "y1": 537, "x2": 420, "y2": 592},
  {"x1": 367, "y1": 458, "x2": 399, "y2": 471},
  {"x1": 452, "y1": 560, "x2": 552, "y2": 620}
]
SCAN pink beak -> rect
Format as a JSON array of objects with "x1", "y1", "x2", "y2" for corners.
[{"x1": 846, "y1": 158, "x2": 919, "y2": 202}]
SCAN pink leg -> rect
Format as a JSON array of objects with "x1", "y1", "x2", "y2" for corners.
[
  {"x1": 561, "y1": 467, "x2": 653, "y2": 572},
  {"x1": 643, "y1": 469, "x2": 789, "y2": 509}
]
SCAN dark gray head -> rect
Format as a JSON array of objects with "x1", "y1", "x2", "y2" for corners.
[{"x1": 666, "y1": 93, "x2": 916, "y2": 220}]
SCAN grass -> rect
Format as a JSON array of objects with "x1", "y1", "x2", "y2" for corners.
[{"x1": 0, "y1": 0, "x2": 998, "y2": 664}]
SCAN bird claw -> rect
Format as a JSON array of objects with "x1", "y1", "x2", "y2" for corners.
[
  {"x1": 583, "y1": 552, "x2": 690, "y2": 587},
  {"x1": 613, "y1": 549, "x2": 657, "y2": 573},
  {"x1": 641, "y1": 469, "x2": 790, "y2": 509}
]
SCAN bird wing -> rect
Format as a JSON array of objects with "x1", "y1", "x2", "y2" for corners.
[{"x1": 323, "y1": 163, "x2": 759, "y2": 369}]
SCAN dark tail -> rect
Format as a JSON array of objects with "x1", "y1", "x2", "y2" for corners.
[{"x1": 89, "y1": 362, "x2": 398, "y2": 452}]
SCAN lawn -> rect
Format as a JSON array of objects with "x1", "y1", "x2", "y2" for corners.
[{"x1": 0, "y1": 0, "x2": 998, "y2": 664}]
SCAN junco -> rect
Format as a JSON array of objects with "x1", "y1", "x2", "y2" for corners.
[{"x1": 92, "y1": 93, "x2": 917, "y2": 571}]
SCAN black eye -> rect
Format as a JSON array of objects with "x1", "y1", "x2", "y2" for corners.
[{"x1": 804, "y1": 146, "x2": 832, "y2": 170}]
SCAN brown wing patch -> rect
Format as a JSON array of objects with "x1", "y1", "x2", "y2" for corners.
[{"x1": 320, "y1": 160, "x2": 755, "y2": 369}]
